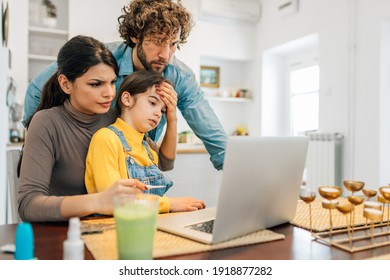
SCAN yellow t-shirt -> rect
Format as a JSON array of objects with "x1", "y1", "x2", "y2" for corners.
[{"x1": 85, "y1": 118, "x2": 170, "y2": 213}]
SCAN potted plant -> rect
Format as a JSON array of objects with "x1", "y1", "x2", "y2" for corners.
[{"x1": 41, "y1": 0, "x2": 57, "y2": 28}]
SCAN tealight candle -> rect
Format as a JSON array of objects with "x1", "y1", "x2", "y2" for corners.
[{"x1": 364, "y1": 201, "x2": 382, "y2": 210}]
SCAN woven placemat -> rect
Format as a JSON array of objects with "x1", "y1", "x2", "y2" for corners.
[
  {"x1": 365, "y1": 254, "x2": 390, "y2": 260},
  {"x1": 291, "y1": 198, "x2": 390, "y2": 232},
  {"x1": 80, "y1": 217, "x2": 285, "y2": 260}
]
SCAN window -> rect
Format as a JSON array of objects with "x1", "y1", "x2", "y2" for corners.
[{"x1": 290, "y1": 64, "x2": 319, "y2": 135}]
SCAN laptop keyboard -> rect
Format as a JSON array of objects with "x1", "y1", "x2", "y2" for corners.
[{"x1": 186, "y1": 219, "x2": 215, "y2": 234}]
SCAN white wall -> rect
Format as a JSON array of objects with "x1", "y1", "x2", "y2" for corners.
[
  {"x1": 261, "y1": 52, "x2": 289, "y2": 136},
  {"x1": 251, "y1": 0, "x2": 390, "y2": 188},
  {"x1": 379, "y1": 20, "x2": 390, "y2": 185},
  {"x1": 353, "y1": 1, "x2": 390, "y2": 186},
  {"x1": 68, "y1": 0, "x2": 128, "y2": 42},
  {"x1": 254, "y1": 0, "x2": 350, "y2": 142},
  {"x1": 8, "y1": 0, "x2": 28, "y2": 104}
]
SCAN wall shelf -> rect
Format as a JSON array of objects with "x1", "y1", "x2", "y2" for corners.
[
  {"x1": 28, "y1": 54, "x2": 57, "y2": 61},
  {"x1": 28, "y1": 26, "x2": 68, "y2": 36},
  {"x1": 207, "y1": 96, "x2": 252, "y2": 103}
]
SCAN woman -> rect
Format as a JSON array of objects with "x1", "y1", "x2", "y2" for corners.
[{"x1": 18, "y1": 35, "x2": 168, "y2": 222}]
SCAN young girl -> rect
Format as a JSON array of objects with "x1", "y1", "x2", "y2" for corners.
[
  {"x1": 18, "y1": 36, "x2": 155, "y2": 222},
  {"x1": 85, "y1": 70, "x2": 206, "y2": 213}
]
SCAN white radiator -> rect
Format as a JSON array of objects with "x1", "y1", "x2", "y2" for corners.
[{"x1": 305, "y1": 133, "x2": 343, "y2": 189}]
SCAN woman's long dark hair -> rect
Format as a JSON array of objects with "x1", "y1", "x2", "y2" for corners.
[{"x1": 25, "y1": 35, "x2": 119, "y2": 128}]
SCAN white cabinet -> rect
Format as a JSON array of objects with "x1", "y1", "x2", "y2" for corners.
[{"x1": 28, "y1": 0, "x2": 69, "y2": 81}]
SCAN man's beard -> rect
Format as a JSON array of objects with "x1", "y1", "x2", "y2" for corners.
[{"x1": 137, "y1": 44, "x2": 167, "y2": 73}]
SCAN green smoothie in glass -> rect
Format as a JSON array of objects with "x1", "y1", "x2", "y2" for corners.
[{"x1": 113, "y1": 195, "x2": 158, "y2": 260}]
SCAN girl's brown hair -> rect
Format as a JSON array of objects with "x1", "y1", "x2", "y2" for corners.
[{"x1": 116, "y1": 70, "x2": 172, "y2": 114}]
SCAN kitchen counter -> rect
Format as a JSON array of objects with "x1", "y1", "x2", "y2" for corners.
[
  {"x1": 6, "y1": 142, "x2": 23, "y2": 150},
  {"x1": 176, "y1": 143, "x2": 207, "y2": 154},
  {"x1": 7, "y1": 142, "x2": 206, "y2": 153}
]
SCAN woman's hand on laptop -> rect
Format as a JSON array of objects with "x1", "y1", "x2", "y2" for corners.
[{"x1": 169, "y1": 197, "x2": 206, "y2": 212}]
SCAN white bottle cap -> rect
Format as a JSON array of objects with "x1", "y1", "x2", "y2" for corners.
[
  {"x1": 67, "y1": 217, "x2": 81, "y2": 240},
  {"x1": 63, "y1": 217, "x2": 84, "y2": 260}
]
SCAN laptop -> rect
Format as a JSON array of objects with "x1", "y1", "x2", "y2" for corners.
[{"x1": 157, "y1": 136, "x2": 309, "y2": 244}]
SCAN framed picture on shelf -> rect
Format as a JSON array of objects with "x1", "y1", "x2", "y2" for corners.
[{"x1": 200, "y1": 66, "x2": 219, "y2": 88}]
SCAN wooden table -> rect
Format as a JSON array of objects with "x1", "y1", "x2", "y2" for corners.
[{"x1": 1, "y1": 221, "x2": 390, "y2": 260}]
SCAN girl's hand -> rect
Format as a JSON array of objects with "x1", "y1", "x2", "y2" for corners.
[
  {"x1": 169, "y1": 197, "x2": 206, "y2": 212},
  {"x1": 156, "y1": 82, "x2": 177, "y2": 122},
  {"x1": 96, "y1": 179, "x2": 147, "y2": 215}
]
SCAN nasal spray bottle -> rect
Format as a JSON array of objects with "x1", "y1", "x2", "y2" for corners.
[
  {"x1": 63, "y1": 217, "x2": 84, "y2": 260},
  {"x1": 15, "y1": 222, "x2": 35, "y2": 260}
]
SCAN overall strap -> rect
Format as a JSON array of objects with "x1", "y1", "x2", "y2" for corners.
[
  {"x1": 142, "y1": 139, "x2": 155, "y2": 162},
  {"x1": 107, "y1": 125, "x2": 132, "y2": 153}
]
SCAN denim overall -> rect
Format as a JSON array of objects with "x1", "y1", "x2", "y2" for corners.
[{"x1": 108, "y1": 126, "x2": 173, "y2": 196}]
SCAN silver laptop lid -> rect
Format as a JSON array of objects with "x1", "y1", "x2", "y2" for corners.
[{"x1": 212, "y1": 136, "x2": 309, "y2": 243}]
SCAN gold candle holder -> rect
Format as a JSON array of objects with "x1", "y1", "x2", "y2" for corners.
[
  {"x1": 348, "y1": 196, "x2": 363, "y2": 233},
  {"x1": 343, "y1": 180, "x2": 365, "y2": 196},
  {"x1": 364, "y1": 201, "x2": 382, "y2": 226},
  {"x1": 362, "y1": 189, "x2": 377, "y2": 201},
  {"x1": 319, "y1": 186, "x2": 342, "y2": 238},
  {"x1": 299, "y1": 188, "x2": 316, "y2": 234},
  {"x1": 363, "y1": 208, "x2": 382, "y2": 241},
  {"x1": 377, "y1": 194, "x2": 387, "y2": 223},
  {"x1": 318, "y1": 186, "x2": 343, "y2": 200},
  {"x1": 336, "y1": 204, "x2": 355, "y2": 247},
  {"x1": 364, "y1": 201, "x2": 382, "y2": 210},
  {"x1": 379, "y1": 187, "x2": 390, "y2": 228}
]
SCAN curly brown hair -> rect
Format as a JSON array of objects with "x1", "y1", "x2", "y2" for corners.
[{"x1": 117, "y1": 0, "x2": 193, "y2": 49}]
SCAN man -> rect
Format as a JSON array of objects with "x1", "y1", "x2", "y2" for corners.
[{"x1": 22, "y1": 0, "x2": 227, "y2": 170}]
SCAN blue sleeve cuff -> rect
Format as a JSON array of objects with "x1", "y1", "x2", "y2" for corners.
[{"x1": 210, "y1": 150, "x2": 225, "y2": 171}]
